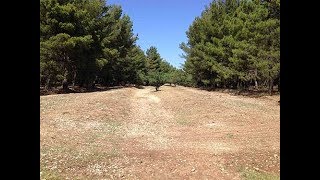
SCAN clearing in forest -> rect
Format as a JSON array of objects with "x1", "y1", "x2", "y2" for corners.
[{"x1": 40, "y1": 85, "x2": 280, "y2": 180}]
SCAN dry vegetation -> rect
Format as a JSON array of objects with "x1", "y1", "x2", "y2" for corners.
[{"x1": 40, "y1": 85, "x2": 280, "y2": 179}]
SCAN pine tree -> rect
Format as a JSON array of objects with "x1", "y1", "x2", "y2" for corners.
[
  {"x1": 180, "y1": 0, "x2": 280, "y2": 93},
  {"x1": 145, "y1": 46, "x2": 165, "y2": 91},
  {"x1": 40, "y1": 0, "x2": 141, "y2": 89}
]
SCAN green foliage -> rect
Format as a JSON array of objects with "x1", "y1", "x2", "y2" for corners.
[
  {"x1": 145, "y1": 46, "x2": 166, "y2": 90},
  {"x1": 40, "y1": 0, "x2": 279, "y2": 93},
  {"x1": 144, "y1": 46, "x2": 189, "y2": 90},
  {"x1": 40, "y1": 0, "x2": 147, "y2": 88},
  {"x1": 180, "y1": 0, "x2": 280, "y2": 92},
  {"x1": 146, "y1": 46, "x2": 162, "y2": 72}
]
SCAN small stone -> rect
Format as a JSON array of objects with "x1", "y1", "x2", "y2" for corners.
[{"x1": 191, "y1": 167, "x2": 196, "y2": 172}]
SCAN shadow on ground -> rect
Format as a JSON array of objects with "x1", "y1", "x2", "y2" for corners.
[
  {"x1": 196, "y1": 87, "x2": 280, "y2": 98},
  {"x1": 40, "y1": 85, "x2": 141, "y2": 96},
  {"x1": 41, "y1": 84, "x2": 279, "y2": 98}
]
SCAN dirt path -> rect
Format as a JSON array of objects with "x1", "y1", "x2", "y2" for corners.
[
  {"x1": 40, "y1": 85, "x2": 280, "y2": 179},
  {"x1": 125, "y1": 88, "x2": 173, "y2": 150}
]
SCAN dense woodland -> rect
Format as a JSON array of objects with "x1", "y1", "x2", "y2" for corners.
[
  {"x1": 40, "y1": 0, "x2": 280, "y2": 94},
  {"x1": 180, "y1": 0, "x2": 280, "y2": 93}
]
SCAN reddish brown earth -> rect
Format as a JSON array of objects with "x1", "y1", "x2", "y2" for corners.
[{"x1": 40, "y1": 85, "x2": 280, "y2": 179}]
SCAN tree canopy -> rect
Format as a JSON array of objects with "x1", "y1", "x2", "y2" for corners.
[
  {"x1": 40, "y1": 0, "x2": 280, "y2": 95},
  {"x1": 180, "y1": 0, "x2": 280, "y2": 93}
]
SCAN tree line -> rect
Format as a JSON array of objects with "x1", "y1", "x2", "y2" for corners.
[
  {"x1": 41, "y1": 0, "x2": 280, "y2": 93},
  {"x1": 180, "y1": 0, "x2": 280, "y2": 94},
  {"x1": 40, "y1": 0, "x2": 185, "y2": 91}
]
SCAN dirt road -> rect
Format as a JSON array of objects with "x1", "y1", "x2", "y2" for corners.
[{"x1": 40, "y1": 85, "x2": 280, "y2": 179}]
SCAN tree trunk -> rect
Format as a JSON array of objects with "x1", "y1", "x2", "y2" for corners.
[
  {"x1": 72, "y1": 71, "x2": 77, "y2": 88},
  {"x1": 62, "y1": 69, "x2": 69, "y2": 91},
  {"x1": 45, "y1": 76, "x2": 51, "y2": 90},
  {"x1": 268, "y1": 75, "x2": 273, "y2": 96},
  {"x1": 91, "y1": 75, "x2": 98, "y2": 89},
  {"x1": 254, "y1": 69, "x2": 258, "y2": 89},
  {"x1": 237, "y1": 79, "x2": 241, "y2": 90},
  {"x1": 254, "y1": 80, "x2": 258, "y2": 89},
  {"x1": 62, "y1": 79, "x2": 68, "y2": 90},
  {"x1": 278, "y1": 77, "x2": 280, "y2": 92},
  {"x1": 211, "y1": 83, "x2": 216, "y2": 90}
]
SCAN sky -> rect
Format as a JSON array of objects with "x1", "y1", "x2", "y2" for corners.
[{"x1": 107, "y1": 0, "x2": 213, "y2": 68}]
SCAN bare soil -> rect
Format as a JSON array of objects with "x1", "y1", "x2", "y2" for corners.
[{"x1": 40, "y1": 85, "x2": 280, "y2": 179}]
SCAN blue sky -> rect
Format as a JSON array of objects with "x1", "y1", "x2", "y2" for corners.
[{"x1": 107, "y1": 0, "x2": 212, "y2": 68}]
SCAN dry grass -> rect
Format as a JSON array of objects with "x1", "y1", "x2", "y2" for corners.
[
  {"x1": 241, "y1": 169, "x2": 280, "y2": 180},
  {"x1": 40, "y1": 85, "x2": 279, "y2": 179}
]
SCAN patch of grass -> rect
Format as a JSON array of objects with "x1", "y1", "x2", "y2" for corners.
[
  {"x1": 107, "y1": 121, "x2": 122, "y2": 133},
  {"x1": 176, "y1": 118, "x2": 190, "y2": 125},
  {"x1": 226, "y1": 133, "x2": 234, "y2": 139},
  {"x1": 90, "y1": 148, "x2": 120, "y2": 160},
  {"x1": 241, "y1": 169, "x2": 280, "y2": 180},
  {"x1": 109, "y1": 148, "x2": 120, "y2": 157},
  {"x1": 40, "y1": 169, "x2": 63, "y2": 180},
  {"x1": 231, "y1": 100, "x2": 257, "y2": 108},
  {"x1": 94, "y1": 118, "x2": 122, "y2": 134}
]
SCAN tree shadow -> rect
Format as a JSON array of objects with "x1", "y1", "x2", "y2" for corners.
[
  {"x1": 135, "y1": 85, "x2": 145, "y2": 89},
  {"x1": 233, "y1": 90, "x2": 280, "y2": 98},
  {"x1": 194, "y1": 86, "x2": 279, "y2": 98},
  {"x1": 163, "y1": 84, "x2": 176, "y2": 87},
  {"x1": 40, "y1": 85, "x2": 133, "y2": 96}
]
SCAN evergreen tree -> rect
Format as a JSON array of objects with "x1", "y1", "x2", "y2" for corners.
[
  {"x1": 180, "y1": 0, "x2": 280, "y2": 94},
  {"x1": 40, "y1": 0, "x2": 142, "y2": 89},
  {"x1": 145, "y1": 46, "x2": 165, "y2": 91}
]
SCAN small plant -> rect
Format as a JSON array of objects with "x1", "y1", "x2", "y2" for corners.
[
  {"x1": 226, "y1": 133, "x2": 234, "y2": 138},
  {"x1": 105, "y1": 121, "x2": 121, "y2": 134},
  {"x1": 177, "y1": 118, "x2": 190, "y2": 125},
  {"x1": 40, "y1": 169, "x2": 63, "y2": 180},
  {"x1": 242, "y1": 169, "x2": 280, "y2": 180},
  {"x1": 148, "y1": 71, "x2": 165, "y2": 91}
]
